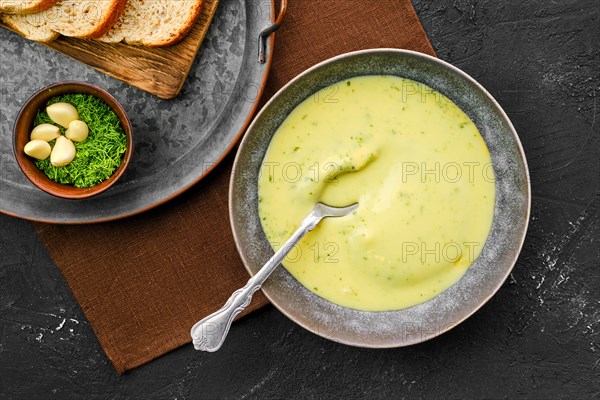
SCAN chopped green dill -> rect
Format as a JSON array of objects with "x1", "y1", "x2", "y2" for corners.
[{"x1": 34, "y1": 94, "x2": 127, "y2": 188}]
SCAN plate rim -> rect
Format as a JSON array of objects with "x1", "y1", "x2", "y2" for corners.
[{"x1": 229, "y1": 48, "x2": 532, "y2": 348}]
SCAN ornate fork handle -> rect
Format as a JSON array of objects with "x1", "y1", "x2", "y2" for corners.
[
  {"x1": 191, "y1": 284, "x2": 260, "y2": 352},
  {"x1": 190, "y1": 203, "x2": 358, "y2": 352},
  {"x1": 190, "y1": 210, "x2": 323, "y2": 352}
]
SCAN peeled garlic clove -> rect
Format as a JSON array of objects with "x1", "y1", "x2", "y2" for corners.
[
  {"x1": 65, "y1": 120, "x2": 89, "y2": 142},
  {"x1": 50, "y1": 136, "x2": 76, "y2": 167},
  {"x1": 46, "y1": 102, "x2": 79, "y2": 128},
  {"x1": 24, "y1": 140, "x2": 52, "y2": 160},
  {"x1": 30, "y1": 123, "x2": 60, "y2": 142}
]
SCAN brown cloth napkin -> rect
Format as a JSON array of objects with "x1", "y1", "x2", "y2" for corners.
[{"x1": 34, "y1": 0, "x2": 436, "y2": 373}]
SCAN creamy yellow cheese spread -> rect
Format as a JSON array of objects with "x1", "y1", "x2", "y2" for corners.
[{"x1": 258, "y1": 75, "x2": 495, "y2": 311}]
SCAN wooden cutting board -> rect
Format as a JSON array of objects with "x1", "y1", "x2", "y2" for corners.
[{"x1": 0, "y1": 0, "x2": 220, "y2": 100}]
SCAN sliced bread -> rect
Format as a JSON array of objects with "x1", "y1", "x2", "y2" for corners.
[
  {"x1": 2, "y1": 0, "x2": 126, "y2": 41},
  {"x1": 98, "y1": 0, "x2": 203, "y2": 47},
  {"x1": 1, "y1": 10, "x2": 58, "y2": 41},
  {"x1": 0, "y1": 0, "x2": 57, "y2": 14},
  {"x1": 48, "y1": 0, "x2": 126, "y2": 38}
]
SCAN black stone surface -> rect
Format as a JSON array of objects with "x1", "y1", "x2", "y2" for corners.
[{"x1": 1, "y1": 0, "x2": 598, "y2": 398}]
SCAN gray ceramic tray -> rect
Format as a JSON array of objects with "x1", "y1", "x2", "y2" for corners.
[{"x1": 0, "y1": 0, "x2": 280, "y2": 223}]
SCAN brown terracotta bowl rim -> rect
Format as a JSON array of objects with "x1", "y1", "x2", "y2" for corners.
[{"x1": 13, "y1": 81, "x2": 133, "y2": 200}]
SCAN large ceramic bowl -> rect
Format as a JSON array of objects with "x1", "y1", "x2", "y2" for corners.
[{"x1": 230, "y1": 49, "x2": 530, "y2": 347}]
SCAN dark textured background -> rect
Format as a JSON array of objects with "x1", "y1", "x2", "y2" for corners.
[{"x1": 1, "y1": 0, "x2": 599, "y2": 398}]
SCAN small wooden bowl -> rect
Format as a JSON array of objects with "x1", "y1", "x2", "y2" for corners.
[{"x1": 13, "y1": 82, "x2": 133, "y2": 199}]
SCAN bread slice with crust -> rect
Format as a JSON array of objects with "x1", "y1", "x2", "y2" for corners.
[
  {"x1": 48, "y1": 0, "x2": 126, "y2": 38},
  {"x1": 1, "y1": 9, "x2": 59, "y2": 41},
  {"x1": 2, "y1": 0, "x2": 126, "y2": 41},
  {"x1": 98, "y1": 0, "x2": 203, "y2": 47},
  {"x1": 0, "y1": 0, "x2": 57, "y2": 14}
]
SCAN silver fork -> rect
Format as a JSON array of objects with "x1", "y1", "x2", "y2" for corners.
[{"x1": 190, "y1": 202, "x2": 358, "y2": 352}]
